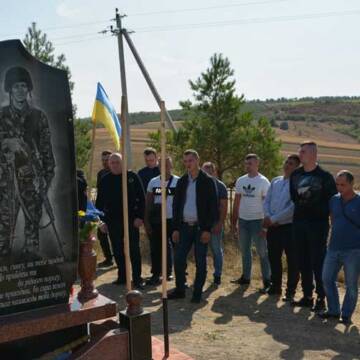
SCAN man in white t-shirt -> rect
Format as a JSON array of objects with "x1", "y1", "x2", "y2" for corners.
[
  {"x1": 231, "y1": 154, "x2": 271, "y2": 292},
  {"x1": 145, "y1": 156, "x2": 179, "y2": 285}
]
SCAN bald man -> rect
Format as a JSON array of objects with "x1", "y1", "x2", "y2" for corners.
[
  {"x1": 290, "y1": 141, "x2": 337, "y2": 312},
  {"x1": 96, "y1": 153, "x2": 145, "y2": 289}
]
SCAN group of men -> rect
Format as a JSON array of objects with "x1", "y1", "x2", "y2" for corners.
[{"x1": 94, "y1": 142, "x2": 360, "y2": 322}]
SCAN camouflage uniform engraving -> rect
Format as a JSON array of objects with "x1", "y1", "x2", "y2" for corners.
[{"x1": 0, "y1": 67, "x2": 55, "y2": 255}]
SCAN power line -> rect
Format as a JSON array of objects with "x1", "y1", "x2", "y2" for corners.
[
  {"x1": 134, "y1": 9, "x2": 360, "y2": 33},
  {"x1": 0, "y1": 0, "x2": 288, "y2": 38},
  {"x1": 54, "y1": 34, "x2": 112, "y2": 46},
  {"x1": 0, "y1": 19, "x2": 110, "y2": 39},
  {"x1": 128, "y1": 0, "x2": 289, "y2": 17}
]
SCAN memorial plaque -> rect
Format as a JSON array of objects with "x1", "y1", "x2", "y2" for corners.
[{"x1": 0, "y1": 39, "x2": 78, "y2": 315}]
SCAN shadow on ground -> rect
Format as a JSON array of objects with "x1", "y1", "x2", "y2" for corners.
[{"x1": 211, "y1": 286, "x2": 360, "y2": 360}]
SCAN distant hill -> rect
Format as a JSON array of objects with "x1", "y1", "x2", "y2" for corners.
[{"x1": 79, "y1": 96, "x2": 360, "y2": 142}]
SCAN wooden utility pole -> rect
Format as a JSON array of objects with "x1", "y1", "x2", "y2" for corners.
[
  {"x1": 160, "y1": 101, "x2": 170, "y2": 357},
  {"x1": 123, "y1": 31, "x2": 177, "y2": 132},
  {"x1": 115, "y1": 8, "x2": 132, "y2": 166}
]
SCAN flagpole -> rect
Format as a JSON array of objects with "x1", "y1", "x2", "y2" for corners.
[
  {"x1": 160, "y1": 100, "x2": 170, "y2": 358},
  {"x1": 87, "y1": 122, "x2": 97, "y2": 199},
  {"x1": 121, "y1": 95, "x2": 132, "y2": 292}
]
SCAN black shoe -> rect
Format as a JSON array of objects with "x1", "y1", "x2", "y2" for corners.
[
  {"x1": 145, "y1": 276, "x2": 161, "y2": 286},
  {"x1": 266, "y1": 286, "x2": 282, "y2": 296},
  {"x1": 259, "y1": 280, "x2": 272, "y2": 294},
  {"x1": 190, "y1": 293, "x2": 202, "y2": 303},
  {"x1": 214, "y1": 276, "x2": 221, "y2": 286},
  {"x1": 98, "y1": 259, "x2": 113, "y2": 268},
  {"x1": 133, "y1": 281, "x2": 145, "y2": 290},
  {"x1": 167, "y1": 289, "x2": 186, "y2": 300},
  {"x1": 112, "y1": 278, "x2": 126, "y2": 285},
  {"x1": 317, "y1": 311, "x2": 340, "y2": 320},
  {"x1": 231, "y1": 276, "x2": 250, "y2": 285},
  {"x1": 340, "y1": 316, "x2": 351, "y2": 325},
  {"x1": 167, "y1": 274, "x2": 174, "y2": 281},
  {"x1": 312, "y1": 298, "x2": 326, "y2": 313},
  {"x1": 291, "y1": 297, "x2": 314, "y2": 308},
  {"x1": 282, "y1": 294, "x2": 294, "y2": 302}
]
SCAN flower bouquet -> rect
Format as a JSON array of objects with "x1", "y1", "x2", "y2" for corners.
[{"x1": 77, "y1": 201, "x2": 103, "y2": 302}]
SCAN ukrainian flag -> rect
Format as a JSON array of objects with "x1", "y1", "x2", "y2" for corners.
[{"x1": 92, "y1": 82, "x2": 121, "y2": 150}]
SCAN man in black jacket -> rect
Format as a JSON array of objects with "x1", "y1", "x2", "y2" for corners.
[
  {"x1": 96, "y1": 153, "x2": 145, "y2": 288},
  {"x1": 168, "y1": 149, "x2": 218, "y2": 303},
  {"x1": 290, "y1": 141, "x2": 337, "y2": 312}
]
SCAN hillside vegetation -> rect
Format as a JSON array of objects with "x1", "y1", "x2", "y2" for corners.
[{"x1": 82, "y1": 96, "x2": 360, "y2": 140}]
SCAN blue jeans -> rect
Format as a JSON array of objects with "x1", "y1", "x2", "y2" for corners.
[
  {"x1": 175, "y1": 223, "x2": 208, "y2": 295},
  {"x1": 238, "y1": 219, "x2": 271, "y2": 282},
  {"x1": 210, "y1": 229, "x2": 224, "y2": 278},
  {"x1": 322, "y1": 248, "x2": 360, "y2": 318}
]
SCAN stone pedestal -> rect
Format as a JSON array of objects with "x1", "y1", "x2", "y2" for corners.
[
  {"x1": 0, "y1": 292, "x2": 117, "y2": 359},
  {"x1": 119, "y1": 290, "x2": 152, "y2": 360}
]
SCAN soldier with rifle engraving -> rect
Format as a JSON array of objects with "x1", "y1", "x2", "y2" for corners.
[{"x1": 0, "y1": 66, "x2": 56, "y2": 256}]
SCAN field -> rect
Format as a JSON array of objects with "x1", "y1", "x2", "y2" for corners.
[{"x1": 90, "y1": 120, "x2": 360, "y2": 187}]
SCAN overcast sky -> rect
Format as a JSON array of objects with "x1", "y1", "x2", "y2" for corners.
[{"x1": 1, "y1": 0, "x2": 360, "y2": 117}]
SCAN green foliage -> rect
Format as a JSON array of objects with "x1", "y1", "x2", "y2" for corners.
[
  {"x1": 74, "y1": 119, "x2": 92, "y2": 170},
  {"x1": 23, "y1": 22, "x2": 74, "y2": 97},
  {"x1": 148, "y1": 53, "x2": 282, "y2": 182}
]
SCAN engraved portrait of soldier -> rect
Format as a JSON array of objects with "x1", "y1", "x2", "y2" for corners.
[{"x1": 0, "y1": 66, "x2": 56, "y2": 256}]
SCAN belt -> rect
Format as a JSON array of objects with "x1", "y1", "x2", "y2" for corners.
[{"x1": 183, "y1": 221, "x2": 198, "y2": 226}]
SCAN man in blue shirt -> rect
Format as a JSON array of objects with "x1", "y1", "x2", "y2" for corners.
[
  {"x1": 137, "y1": 147, "x2": 160, "y2": 191},
  {"x1": 320, "y1": 170, "x2": 360, "y2": 324},
  {"x1": 202, "y1": 162, "x2": 228, "y2": 286},
  {"x1": 263, "y1": 154, "x2": 300, "y2": 300},
  {"x1": 168, "y1": 150, "x2": 218, "y2": 303}
]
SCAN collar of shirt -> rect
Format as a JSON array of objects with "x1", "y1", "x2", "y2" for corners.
[{"x1": 188, "y1": 173, "x2": 198, "y2": 182}]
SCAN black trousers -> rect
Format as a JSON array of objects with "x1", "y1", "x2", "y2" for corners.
[
  {"x1": 149, "y1": 220, "x2": 173, "y2": 278},
  {"x1": 293, "y1": 220, "x2": 329, "y2": 299},
  {"x1": 108, "y1": 221, "x2": 142, "y2": 283},
  {"x1": 267, "y1": 224, "x2": 299, "y2": 296},
  {"x1": 97, "y1": 228, "x2": 113, "y2": 261}
]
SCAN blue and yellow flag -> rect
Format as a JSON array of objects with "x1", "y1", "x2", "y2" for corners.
[{"x1": 92, "y1": 82, "x2": 121, "y2": 150}]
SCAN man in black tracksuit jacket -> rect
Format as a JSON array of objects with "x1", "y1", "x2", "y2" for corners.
[
  {"x1": 96, "y1": 153, "x2": 145, "y2": 288},
  {"x1": 168, "y1": 149, "x2": 218, "y2": 303}
]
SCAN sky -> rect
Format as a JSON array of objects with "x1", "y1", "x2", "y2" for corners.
[{"x1": 1, "y1": 0, "x2": 360, "y2": 118}]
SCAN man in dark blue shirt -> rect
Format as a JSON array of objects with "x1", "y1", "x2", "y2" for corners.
[
  {"x1": 320, "y1": 170, "x2": 360, "y2": 324},
  {"x1": 202, "y1": 162, "x2": 228, "y2": 286},
  {"x1": 138, "y1": 147, "x2": 160, "y2": 191}
]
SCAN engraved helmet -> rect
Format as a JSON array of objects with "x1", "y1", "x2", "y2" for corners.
[{"x1": 4, "y1": 66, "x2": 33, "y2": 93}]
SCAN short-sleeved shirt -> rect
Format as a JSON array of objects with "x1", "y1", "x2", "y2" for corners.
[
  {"x1": 235, "y1": 173, "x2": 270, "y2": 220},
  {"x1": 215, "y1": 179, "x2": 228, "y2": 201},
  {"x1": 329, "y1": 193, "x2": 360, "y2": 251},
  {"x1": 147, "y1": 175, "x2": 179, "y2": 219},
  {"x1": 290, "y1": 165, "x2": 337, "y2": 221}
]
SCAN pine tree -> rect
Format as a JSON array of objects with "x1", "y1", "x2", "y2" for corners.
[{"x1": 149, "y1": 53, "x2": 282, "y2": 182}]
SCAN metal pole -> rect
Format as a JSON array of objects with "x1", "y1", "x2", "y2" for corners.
[
  {"x1": 123, "y1": 30, "x2": 177, "y2": 133},
  {"x1": 115, "y1": 9, "x2": 133, "y2": 167},
  {"x1": 160, "y1": 101, "x2": 170, "y2": 358}
]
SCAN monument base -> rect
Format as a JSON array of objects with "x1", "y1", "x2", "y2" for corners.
[{"x1": 0, "y1": 292, "x2": 117, "y2": 358}]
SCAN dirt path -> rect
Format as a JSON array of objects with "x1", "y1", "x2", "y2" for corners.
[{"x1": 94, "y1": 261, "x2": 360, "y2": 360}]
